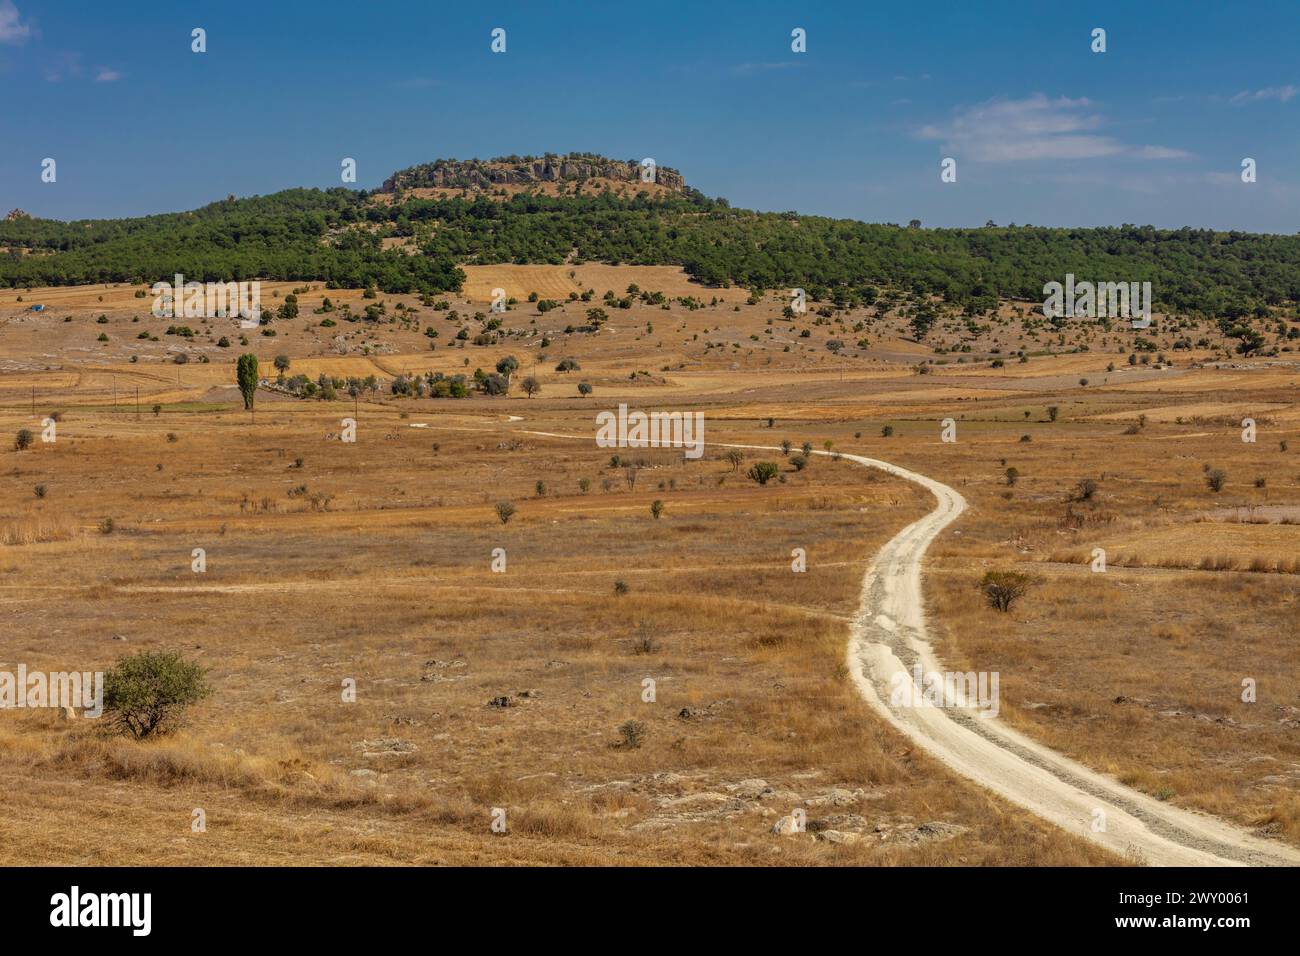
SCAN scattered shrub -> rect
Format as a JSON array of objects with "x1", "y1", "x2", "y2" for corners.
[{"x1": 103, "y1": 651, "x2": 212, "y2": 739}]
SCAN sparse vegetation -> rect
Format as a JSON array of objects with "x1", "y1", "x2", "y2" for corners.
[
  {"x1": 979, "y1": 570, "x2": 1033, "y2": 613},
  {"x1": 102, "y1": 651, "x2": 212, "y2": 740}
]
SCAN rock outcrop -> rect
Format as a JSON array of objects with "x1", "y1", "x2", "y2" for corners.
[{"x1": 380, "y1": 154, "x2": 686, "y2": 194}]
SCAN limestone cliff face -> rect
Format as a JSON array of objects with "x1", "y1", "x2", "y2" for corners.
[{"x1": 380, "y1": 155, "x2": 686, "y2": 193}]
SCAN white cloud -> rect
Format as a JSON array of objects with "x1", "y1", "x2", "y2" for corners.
[
  {"x1": 0, "y1": 0, "x2": 32, "y2": 44},
  {"x1": 1229, "y1": 85, "x2": 1297, "y2": 105},
  {"x1": 95, "y1": 68, "x2": 122, "y2": 83},
  {"x1": 917, "y1": 94, "x2": 1192, "y2": 162}
]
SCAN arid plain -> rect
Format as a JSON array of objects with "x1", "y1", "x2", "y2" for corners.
[{"x1": 1, "y1": 271, "x2": 1296, "y2": 865}]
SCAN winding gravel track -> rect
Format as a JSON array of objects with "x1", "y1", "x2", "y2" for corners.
[
  {"x1": 523, "y1": 429, "x2": 1300, "y2": 865},
  {"x1": 820, "y1": 448, "x2": 1300, "y2": 867}
]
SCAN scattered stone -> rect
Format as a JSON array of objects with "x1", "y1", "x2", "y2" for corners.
[
  {"x1": 771, "y1": 815, "x2": 806, "y2": 836},
  {"x1": 873, "y1": 820, "x2": 968, "y2": 845},
  {"x1": 358, "y1": 738, "x2": 416, "y2": 759},
  {"x1": 806, "y1": 787, "x2": 864, "y2": 808},
  {"x1": 756, "y1": 787, "x2": 802, "y2": 803},
  {"x1": 807, "y1": 813, "x2": 868, "y2": 833},
  {"x1": 733, "y1": 778, "x2": 769, "y2": 799}
]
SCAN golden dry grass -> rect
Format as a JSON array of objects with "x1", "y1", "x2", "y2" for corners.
[{"x1": 2, "y1": 270, "x2": 1296, "y2": 864}]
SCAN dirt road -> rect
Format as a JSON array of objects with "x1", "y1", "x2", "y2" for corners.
[
  {"x1": 825, "y1": 448, "x2": 1300, "y2": 867},
  {"x1": 523, "y1": 427, "x2": 1300, "y2": 865}
]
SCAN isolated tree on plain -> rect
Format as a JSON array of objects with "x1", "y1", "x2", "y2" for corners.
[
  {"x1": 747, "y1": 461, "x2": 779, "y2": 485},
  {"x1": 481, "y1": 372, "x2": 510, "y2": 396},
  {"x1": 980, "y1": 570, "x2": 1033, "y2": 613},
  {"x1": 650, "y1": 499, "x2": 664, "y2": 520},
  {"x1": 274, "y1": 354, "x2": 291, "y2": 373},
  {"x1": 1075, "y1": 478, "x2": 1098, "y2": 502},
  {"x1": 1206, "y1": 468, "x2": 1227, "y2": 493},
  {"x1": 1047, "y1": 406, "x2": 1059, "y2": 422},
  {"x1": 724, "y1": 449, "x2": 745, "y2": 472},
  {"x1": 495, "y1": 355, "x2": 519, "y2": 382},
  {"x1": 103, "y1": 650, "x2": 211, "y2": 739},
  {"x1": 1005, "y1": 467, "x2": 1020, "y2": 486},
  {"x1": 495, "y1": 500, "x2": 516, "y2": 524},
  {"x1": 521, "y1": 375, "x2": 541, "y2": 398},
  {"x1": 577, "y1": 382, "x2": 592, "y2": 397},
  {"x1": 236, "y1": 354, "x2": 259, "y2": 410}
]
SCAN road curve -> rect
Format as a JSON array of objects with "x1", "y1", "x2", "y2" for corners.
[
  {"x1": 822, "y1": 447, "x2": 1300, "y2": 867},
  {"x1": 522, "y1": 429, "x2": 1300, "y2": 865}
]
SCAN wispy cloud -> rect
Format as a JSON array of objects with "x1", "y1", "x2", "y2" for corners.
[
  {"x1": 0, "y1": 0, "x2": 32, "y2": 44},
  {"x1": 95, "y1": 68, "x2": 122, "y2": 83},
  {"x1": 1229, "y1": 85, "x2": 1297, "y2": 105},
  {"x1": 43, "y1": 50, "x2": 82, "y2": 82},
  {"x1": 917, "y1": 94, "x2": 1192, "y2": 162},
  {"x1": 1134, "y1": 145, "x2": 1193, "y2": 160}
]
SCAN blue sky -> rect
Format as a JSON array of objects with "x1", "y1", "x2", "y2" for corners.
[{"x1": 2, "y1": 0, "x2": 1298, "y2": 231}]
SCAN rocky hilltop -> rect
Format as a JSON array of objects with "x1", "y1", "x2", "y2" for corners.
[{"x1": 380, "y1": 153, "x2": 686, "y2": 194}]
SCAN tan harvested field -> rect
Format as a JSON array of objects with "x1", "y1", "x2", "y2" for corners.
[{"x1": 1, "y1": 270, "x2": 1297, "y2": 865}]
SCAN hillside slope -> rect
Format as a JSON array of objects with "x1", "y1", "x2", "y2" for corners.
[{"x1": 3, "y1": 155, "x2": 1300, "y2": 320}]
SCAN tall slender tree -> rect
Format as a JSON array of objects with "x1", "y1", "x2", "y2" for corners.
[{"x1": 236, "y1": 354, "x2": 259, "y2": 411}]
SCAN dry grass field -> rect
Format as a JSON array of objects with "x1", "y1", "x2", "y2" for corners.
[{"x1": 1, "y1": 269, "x2": 1296, "y2": 865}]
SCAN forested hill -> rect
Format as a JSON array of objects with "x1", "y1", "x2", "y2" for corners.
[{"x1": 4, "y1": 155, "x2": 1300, "y2": 318}]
